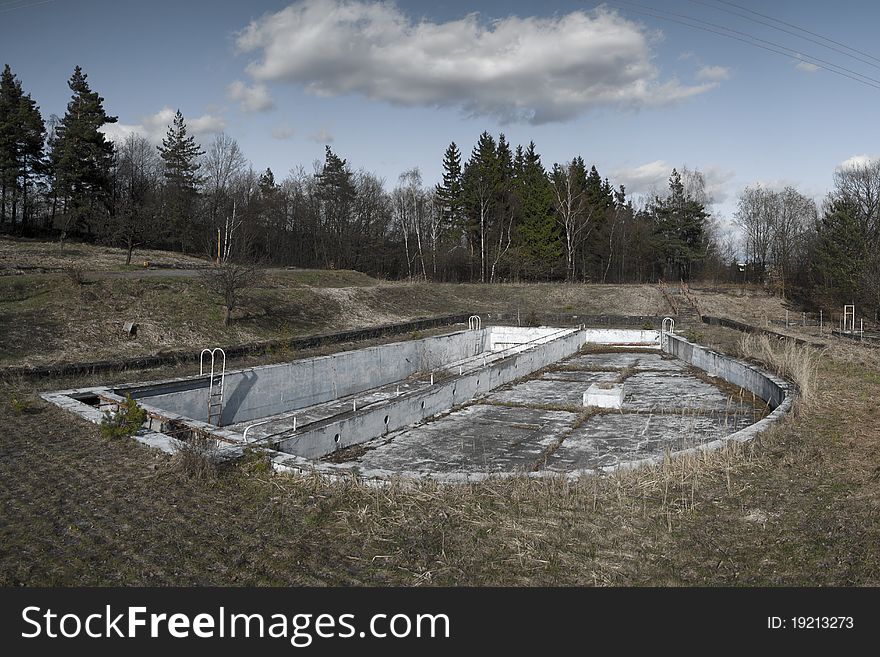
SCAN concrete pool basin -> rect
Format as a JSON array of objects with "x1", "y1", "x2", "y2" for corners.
[{"x1": 43, "y1": 323, "x2": 792, "y2": 481}]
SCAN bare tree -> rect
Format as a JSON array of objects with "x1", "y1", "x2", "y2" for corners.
[
  {"x1": 734, "y1": 185, "x2": 775, "y2": 281},
  {"x1": 734, "y1": 184, "x2": 815, "y2": 294},
  {"x1": 392, "y1": 168, "x2": 429, "y2": 280},
  {"x1": 201, "y1": 261, "x2": 262, "y2": 326},
  {"x1": 833, "y1": 159, "x2": 880, "y2": 240},
  {"x1": 550, "y1": 160, "x2": 591, "y2": 281},
  {"x1": 203, "y1": 133, "x2": 248, "y2": 258},
  {"x1": 112, "y1": 133, "x2": 161, "y2": 264}
]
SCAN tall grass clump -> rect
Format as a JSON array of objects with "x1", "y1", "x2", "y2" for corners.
[{"x1": 738, "y1": 334, "x2": 823, "y2": 409}]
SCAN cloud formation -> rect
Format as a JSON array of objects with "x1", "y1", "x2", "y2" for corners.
[
  {"x1": 309, "y1": 128, "x2": 334, "y2": 144},
  {"x1": 696, "y1": 65, "x2": 730, "y2": 82},
  {"x1": 227, "y1": 80, "x2": 275, "y2": 112},
  {"x1": 838, "y1": 154, "x2": 876, "y2": 169},
  {"x1": 795, "y1": 61, "x2": 820, "y2": 73},
  {"x1": 101, "y1": 106, "x2": 226, "y2": 144},
  {"x1": 234, "y1": 0, "x2": 719, "y2": 124},
  {"x1": 271, "y1": 124, "x2": 295, "y2": 140},
  {"x1": 614, "y1": 160, "x2": 735, "y2": 205}
]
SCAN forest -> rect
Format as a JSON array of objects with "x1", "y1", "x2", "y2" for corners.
[{"x1": 1, "y1": 64, "x2": 878, "y2": 315}]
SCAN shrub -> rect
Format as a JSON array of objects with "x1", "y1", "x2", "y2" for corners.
[
  {"x1": 683, "y1": 328, "x2": 705, "y2": 343},
  {"x1": 99, "y1": 394, "x2": 147, "y2": 439}
]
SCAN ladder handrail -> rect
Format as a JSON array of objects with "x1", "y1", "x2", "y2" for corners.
[
  {"x1": 200, "y1": 347, "x2": 226, "y2": 424},
  {"x1": 661, "y1": 317, "x2": 675, "y2": 350},
  {"x1": 468, "y1": 315, "x2": 481, "y2": 330}
]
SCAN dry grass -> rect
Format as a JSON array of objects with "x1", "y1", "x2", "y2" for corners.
[
  {"x1": 0, "y1": 240, "x2": 669, "y2": 368},
  {"x1": 737, "y1": 333, "x2": 824, "y2": 408},
  {"x1": 0, "y1": 236, "x2": 210, "y2": 273},
  {"x1": 689, "y1": 284, "x2": 793, "y2": 325},
  {"x1": 170, "y1": 434, "x2": 220, "y2": 481}
]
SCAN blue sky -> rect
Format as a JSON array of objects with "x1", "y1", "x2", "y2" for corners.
[{"x1": 2, "y1": 0, "x2": 879, "y2": 240}]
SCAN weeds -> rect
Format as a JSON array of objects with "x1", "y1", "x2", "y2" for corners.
[
  {"x1": 9, "y1": 396, "x2": 31, "y2": 415},
  {"x1": 65, "y1": 267, "x2": 87, "y2": 286},
  {"x1": 171, "y1": 433, "x2": 219, "y2": 481}
]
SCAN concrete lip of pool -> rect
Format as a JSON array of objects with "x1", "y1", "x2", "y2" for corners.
[{"x1": 43, "y1": 323, "x2": 793, "y2": 482}]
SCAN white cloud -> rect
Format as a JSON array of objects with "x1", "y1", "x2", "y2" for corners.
[
  {"x1": 187, "y1": 113, "x2": 227, "y2": 135},
  {"x1": 100, "y1": 106, "x2": 226, "y2": 144},
  {"x1": 795, "y1": 57, "x2": 819, "y2": 73},
  {"x1": 227, "y1": 80, "x2": 275, "y2": 112},
  {"x1": 234, "y1": 0, "x2": 719, "y2": 124},
  {"x1": 613, "y1": 160, "x2": 671, "y2": 198},
  {"x1": 99, "y1": 122, "x2": 141, "y2": 143},
  {"x1": 272, "y1": 124, "x2": 295, "y2": 140},
  {"x1": 613, "y1": 160, "x2": 735, "y2": 205},
  {"x1": 696, "y1": 65, "x2": 730, "y2": 82},
  {"x1": 838, "y1": 154, "x2": 876, "y2": 170},
  {"x1": 309, "y1": 128, "x2": 334, "y2": 144}
]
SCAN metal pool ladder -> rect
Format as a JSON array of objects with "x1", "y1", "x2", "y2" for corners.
[{"x1": 200, "y1": 347, "x2": 226, "y2": 425}]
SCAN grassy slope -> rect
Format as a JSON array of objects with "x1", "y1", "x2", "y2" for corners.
[{"x1": 0, "y1": 240, "x2": 670, "y2": 367}]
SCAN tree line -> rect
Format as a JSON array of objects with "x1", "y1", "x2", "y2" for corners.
[
  {"x1": 0, "y1": 63, "x2": 875, "y2": 316},
  {"x1": 734, "y1": 160, "x2": 880, "y2": 316},
  {"x1": 0, "y1": 64, "x2": 720, "y2": 283}
]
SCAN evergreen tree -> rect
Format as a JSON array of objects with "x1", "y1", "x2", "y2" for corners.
[
  {"x1": 0, "y1": 65, "x2": 46, "y2": 231},
  {"x1": 580, "y1": 165, "x2": 617, "y2": 281},
  {"x1": 462, "y1": 131, "x2": 499, "y2": 282},
  {"x1": 811, "y1": 197, "x2": 866, "y2": 304},
  {"x1": 157, "y1": 109, "x2": 204, "y2": 252},
  {"x1": 0, "y1": 65, "x2": 21, "y2": 225},
  {"x1": 50, "y1": 66, "x2": 116, "y2": 239},
  {"x1": 650, "y1": 169, "x2": 709, "y2": 280},
  {"x1": 434, "y1": 141, "x2": 465, "y2": 242},
  {"x1": 514, "y1": 141, "x2": 560, "y2": 278},
  {"x1": 316, "y1": 146, "x2": 356, "y2": 268}
]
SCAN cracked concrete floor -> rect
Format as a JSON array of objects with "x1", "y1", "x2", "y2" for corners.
[{"x1": 330, "y1": 350, "x2": 769, "y2": 475}]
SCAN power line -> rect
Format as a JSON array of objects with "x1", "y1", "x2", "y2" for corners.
[
  {"x1": 0, "y1": 0, "x2": 55, "y2": 14},
  {"x1": 687, "y1": 0, "x2": 880, "y2": 71},
  {"x1": 711, "y1": 0, "x2": 880, "y2": 65},
  {"x1": 606, "y1": 0, "x2": 880, "y2": 92}
]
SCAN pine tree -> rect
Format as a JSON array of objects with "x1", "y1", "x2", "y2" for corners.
[
  {"x1": 812, "y1": 197, "x2": 866, "y2": 304},
  {"x1": 434, "y1": 142, "x2": 465, "y2": 243},
  {"x1": 462, "y1": 131, "x2": 499, "y2": 282},
  {"x1": 0, "y1": 65, "x2": 20, "y2": 225},
  {"x1": 158, "y1": 109, "x2": 203, "y2": 191},
  {"x1": 157, "y1": 109, "x2": 204, "y2": 252},
  {"x1": 0, "y1": 65, "x2": 46, "y2": 230},
  {"x1": 514, "y1": 141, "x2": 560, "y2": 278},
  {"x1": 316, "y1": 146, "x2": 356, "y2": 268},
  {"x1": 51, "y1": 66, "x2": 116, "y2": 240},
  {"x1": 651, "y1": 169, "x2": 709, "y2": 280}
]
